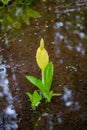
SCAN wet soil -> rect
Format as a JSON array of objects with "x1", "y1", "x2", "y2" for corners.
[{"x1": 0, "y1": 0, "x2": 87, "y2": 130}]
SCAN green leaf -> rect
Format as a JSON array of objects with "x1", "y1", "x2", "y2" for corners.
[
  {"x1": 26, "y1": 75, "x2": 51, "y2": 100},
  {"x1": 26, "y1": 75, "x2": 45, "y2": 92},
  {"x1": 46, "y1": 90, "x2": 53, "y2": 102},
  {"x1": 6, "y1": 15, "x2": 14, "y2": 24},
  {"x1": 23, "y1": 14, "x2": 30, "y2": 25},
  {"x1": 1, "y1": 0, "x2": 9, "y2": 5},
  {"x1": 43, "y1": 62, "x2": 54, "y2": 91},
  {"x1": 25, "y1": 8, "x2": 41, "y2": 18},
  {"x1": 12, "y1": 21, "x2": 22, "y2": 29},
  {"x1": 27, "y1": 92, "x2": 32, "y2": 101},
  {"x1": 27, "y1": 90, "x2": 42, "y2": 109}
]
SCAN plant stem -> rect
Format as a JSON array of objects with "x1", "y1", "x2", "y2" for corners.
[
  {"x1": 52, "y1": 93, "x2": 62, "y2": 96},
  {"x1": 42, "y1": 70, "x2": 44, "y2": 83}
]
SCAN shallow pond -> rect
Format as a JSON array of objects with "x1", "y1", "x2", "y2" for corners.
[{"x1": 0, "y1": 0, "x2": 87, "y2": 130}]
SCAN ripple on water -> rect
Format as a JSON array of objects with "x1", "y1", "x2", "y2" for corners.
[{"x1": 0, "y1": 59, "x2": 18, "y2": 130}]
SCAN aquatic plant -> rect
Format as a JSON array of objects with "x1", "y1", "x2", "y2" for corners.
[
  {"x1": 26, "y1": 38, "x2": 61, "y2": 109},
  {"x1": 0, "y1": 6, "x2": 40, "y2": 31},
  {"x1": 0, "y1": 0, "x2": 10, "y2": 5},
  {"x1": 0, "y1": 0, "x2": 38, "y2": 6},
  {"x1": 0, "y1": 0, "x2": 40, "y2": 31}
]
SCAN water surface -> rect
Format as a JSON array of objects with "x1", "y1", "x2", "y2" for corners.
[{"x1": 0, "y1": 0, "x2": 87, "y2": 130}]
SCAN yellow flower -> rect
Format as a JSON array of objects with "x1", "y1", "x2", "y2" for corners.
[{"x1": 36, "y1": 38, "x2": 49, "y2": 71}]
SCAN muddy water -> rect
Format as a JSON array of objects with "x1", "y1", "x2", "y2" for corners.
[{"x1": 0, "y1": 0, "x2": 87, "y2": 130}]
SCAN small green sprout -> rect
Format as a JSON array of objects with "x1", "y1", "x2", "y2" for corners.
[
  {"x1": 27, "y1": 90, "x2": 42, "y2": 109},
  {"x1": 26, "y1": 38, "x2": 61, "y2": 109}
]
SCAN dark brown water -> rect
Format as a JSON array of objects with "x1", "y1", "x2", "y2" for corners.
[{"x1": 0, "y1": 0, "x2": 87, "y2": 130}]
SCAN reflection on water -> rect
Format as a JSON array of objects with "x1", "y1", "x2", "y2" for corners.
[
  {"x1": 54, "y1": 22, "x2": 63, "y2": 29},
  {"x1": 75, "y1": 42, "x2": 85, "y2": 55},
  {"x1": 0, "y1": 58, "x2": 18, "y2": 130},
  {"x1": 62, "y1": 87, "x2": 73, "y2": 107},
  {"x1": 54, "y1": 25, "x2": 86, "y2": 57},
  {"x1": 62, "y1": 86, "x2": 80, "y2": 110},
  {"x1": 32, "y1": 112, "x2": 54, "y2": 130},
  {"x1": 54, "y1": 1, "x2": 87, "y2": 57},
  {"x1": 57, "y1": 114, "x2": 62, "y2": 124},
  {"x1": 33, "y1": 85, "x2": 81, "y2": 129},
  {"x1": 41, "y1": 113, "x2": 53, "y2": 130}
]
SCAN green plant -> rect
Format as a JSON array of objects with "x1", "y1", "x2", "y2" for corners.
[
  {"x1": 0, "y1": 0, "x2": 40, "y2": 32},
  {"x1": 0, "y1": 0, "x2": 10, "y2": 5},
  {"x1": 26, "y1": 38, "x2": 61, "y2": 109},
  {"x1": 0, "y1": 0, "x2": 38, "y2": 6},
  {"x1": 0, "y1": 6, "x2": 40, "y2": 31}
]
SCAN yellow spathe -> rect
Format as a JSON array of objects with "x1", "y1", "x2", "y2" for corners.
[{"x1": 36, "y1": 38, "x2": 49, "y2": 71}]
